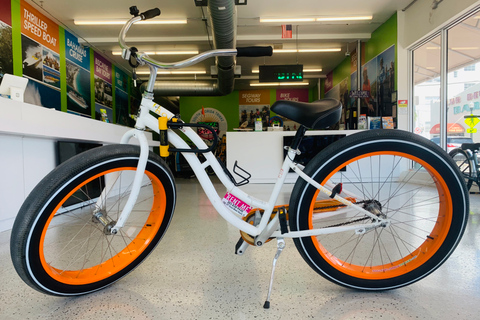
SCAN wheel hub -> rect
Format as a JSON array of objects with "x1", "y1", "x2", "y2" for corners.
[{"x1": 363, "y1": 200, "x2": 386, "y2": 219}]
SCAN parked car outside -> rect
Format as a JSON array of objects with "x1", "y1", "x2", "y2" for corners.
[{"x1": 430, "y1": 136, "x2": 473, "y2": 152}]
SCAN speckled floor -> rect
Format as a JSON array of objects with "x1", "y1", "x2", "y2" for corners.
[{"x1": 1, "y1": 177, "x2": 480, "y2": 320}]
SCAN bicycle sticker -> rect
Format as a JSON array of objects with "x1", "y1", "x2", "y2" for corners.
[{"x1": 222, "y1": 193, "x2": 252, "y2": 217}]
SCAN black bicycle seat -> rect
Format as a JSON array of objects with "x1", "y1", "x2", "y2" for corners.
[
  {"x1": 270, "y1": 98, "x2": 342, "y2": 130},
  {"x1": 461, "y1": 143, "x2": 480, "y2": 151}
]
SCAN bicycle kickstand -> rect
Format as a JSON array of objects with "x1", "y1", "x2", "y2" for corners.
[{"x1": 263, "y1": 237, "x2": 286, "y2": 309}]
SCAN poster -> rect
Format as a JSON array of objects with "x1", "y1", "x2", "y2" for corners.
[
  {"x1": 114, "y1": 68, "x2": 130, "y2": 125},
  {"x1": 21, "y1": 1, "x2": 60, "y2": 109},
  {"x1": 325, "y1": 78, "x2": 346, "y2": 129},
  {"x1": 94, "y1": 52, "x2": 113, "y2": 121},
  {"x1": 65, "y1": 30, "x2": 91, "y2": 116},
  {"x1": 0, "y1": 0, "x2": 13, "y2": 85},
  {"x1": 238, "y1": 89, "x2": 270, "y2": 129},
  {"x1": 360, "y1": 45, "x2": 395, "y2": 118}
]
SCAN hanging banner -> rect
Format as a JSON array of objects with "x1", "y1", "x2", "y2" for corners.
[
  {"x1": 21, "y1": 0, "x2": 60, "y2": 110},
  {"x1": 0, "y1": 0, "x2": 13, "y2": 85},
  {"x1": 21, "y1": 1, "x2": 59, "y2": 53},
  {"x1": 94, "y1": 52, "x2": 113, "y2": 122},
  {"x1": 115, "y1": 68, "x2": 130, "y2": 125},
  {"x1": 65, "y1": 30, "x2": 91, "y2": 116},
  {"x1": 0, "y1": 0, "x2": 11, "y2": 25}
]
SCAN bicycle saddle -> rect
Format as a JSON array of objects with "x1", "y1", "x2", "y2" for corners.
[
  {"x1": 461, "y1": 143, "x2": 480, "y2": 151},
  {"x1": 270, "y1": 98, "x2": 342, "y2": 130}
]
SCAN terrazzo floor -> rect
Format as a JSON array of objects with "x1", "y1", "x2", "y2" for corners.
[{"x1": 1, "y1": 177, "x2": 480, "y2": 320}]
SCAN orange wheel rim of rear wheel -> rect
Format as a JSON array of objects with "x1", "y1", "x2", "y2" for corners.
[
  {"x1": 308, "y1": 151, "x2": 452, "y2": 280},
  {"x1": 38, "y1": 167, "x2": 167, "y2": 285}
]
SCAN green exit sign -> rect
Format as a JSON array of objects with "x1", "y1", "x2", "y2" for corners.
[{"x1": 259, "y1": 65, "x2": 303, "y2": 82}]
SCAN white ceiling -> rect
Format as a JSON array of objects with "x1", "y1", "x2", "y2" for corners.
[{"x1": 26, "y1": 0, "x2": 415, "y2": 91}]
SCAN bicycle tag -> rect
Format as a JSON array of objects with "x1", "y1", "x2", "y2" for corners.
[{"x1": 222, "y1": 193, "x2": 252, "y2": 217}]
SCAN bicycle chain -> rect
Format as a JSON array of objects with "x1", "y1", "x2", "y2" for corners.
[{"x1": 313, "y1": 200, "x2": 373, "y2": 228}]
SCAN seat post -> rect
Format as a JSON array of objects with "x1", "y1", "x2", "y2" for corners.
[{"x1": 290, "y1": 125, "x2": 307, "y2": 150}]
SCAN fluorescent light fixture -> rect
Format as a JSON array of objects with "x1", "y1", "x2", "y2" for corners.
[
  {"x1": 316, "y1": 16, "x2": 372, "y2": 22},
  {"x1": 250, "y1": 82, "x2": 309, "y2": 86},
  {"x1": 74, "y1": 19, "x2": 187, "y2": 25},
  {"x1": 136, "y1": 70, "x2": 206, "y2": 75},
  {"x1": 112, "y1": 50, "x2": 199, "y2": 56},
  {"x1": 450, "y1": 47, "x2": 479, "y2": 50},
  {"x1": 252, "y1": 68, "x2": 322, "y2": 73},
  {"x1": 260, "y1": 18, "x2": 315, "y2": 23},
  {"x1": 260, "y1": 16, "x2": 372, "y2": 23},
  {"x1": 273, "y1": 48, "x2": 341, "y2": 53}
]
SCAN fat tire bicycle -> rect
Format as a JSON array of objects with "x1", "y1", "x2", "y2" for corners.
[
  {"x1": 10, "y1": 7, "x2": 469, "y2": 307},
  {"x1": 449, "y1": 143, "x2": 480, "y2": 191}
]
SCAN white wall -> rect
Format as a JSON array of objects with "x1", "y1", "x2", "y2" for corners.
[
  {"x1": 401, "y1": 0, "x2": 480, "y2": 48},
  {"x1": 0, "y1": 97, "x2": 154, "y2": 232}
]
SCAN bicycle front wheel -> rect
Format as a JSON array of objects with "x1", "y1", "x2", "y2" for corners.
[
  {"x1": 289, "y1": 129, "x2": 468, "y2": 290},
  {"x1": 10, "y1": 144, "x2": 176, "y2": 296},
  {"x1": 449, "y1": 148, "x2": 473, "y2": 190}
]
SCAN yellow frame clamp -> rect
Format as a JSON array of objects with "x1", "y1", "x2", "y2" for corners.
[{"x1": 158, "y1": 116, "x2": 169, "y2": 157}]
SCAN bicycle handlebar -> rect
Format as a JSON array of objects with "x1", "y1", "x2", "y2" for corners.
[
  {"x1": 236, "y1": 46, "x2": 273, "y2": 57},
  {"x1": 141, "y1": 8, "x2": 161, "y2": 20},
  {"x1": 118, "y1": 7, "x2": 273, "y2": 71}
]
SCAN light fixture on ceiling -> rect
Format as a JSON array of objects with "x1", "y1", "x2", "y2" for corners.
[
  {"x1": 136, "y1": 70, "x2": 207, "y2": 75},
  {"x1": 260, "y1": 18, "x2": 316, "y2": 23},
  {"x1": 273, "y1": 48, "x2": 341, "y2": 53},
  {"x1": 252, "y1": 68, "x2": 322, "y2": 73},
  {"x1": 250, "y1": 81, "x2": 309, "y2": 87},
  {"x1": 112, "y1": 50, "x2": 199, "y2": 56},
  {"x1": 316, "y1": 16, "x2": 372, "y2": 22},
  {"x1": 74, "y1": 19, "x2": 187, "y2": 25},
  {"x1": 260, "y1": 16, "x2": 372, "y2": 23}
]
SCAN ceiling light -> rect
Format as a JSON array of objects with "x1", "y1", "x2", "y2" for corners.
[
  {"x1": 252, "y1": 68, "x2": 322, "y2": 73},
  {"x1": 273, "y1": 48, "x2": 341, "y2": 53},
  {"x1": 74, "y1": 19, "x2": 187, "y2": 25},
  {"x1": 260, "y1": 18, "x2": 315, "y2": 23},
  {"x1": 250, "y1": 81, "x2": 309, "y2": 86},
  {"x1": 450, "y1": 47, "x2": 479, "y2": 50},
  {"x1": 316, "y1": 16, "x2": 372, "y2": 22},
  {"x1": 112, "y1": 50, "x2": 199, "y2": 56},
  {"x1": 136, "y1": 70, "x2": 206, "y2": 75},
  {"x1": 259, "y1": 16, "x2": 372, "y2": 23}
]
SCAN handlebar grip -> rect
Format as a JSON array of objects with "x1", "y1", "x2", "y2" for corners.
[
  {"x1": 236, "y1": 46, "x2": 273, "y2": 57},
  {"x1": 141, "y1": 8, "x2": 161, "y2": 20}
]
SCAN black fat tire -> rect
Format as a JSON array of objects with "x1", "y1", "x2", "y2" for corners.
[
  {"x1": 289, "y1": 129, "x2": 468, "y2": 290},
  {"x1": 10, "y1": 144, "x2": 176, "y2": 296}
]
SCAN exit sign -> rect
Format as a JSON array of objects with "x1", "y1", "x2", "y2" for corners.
[{"x1": 259, "y1": 65, "x2": 303, "y2": 82}]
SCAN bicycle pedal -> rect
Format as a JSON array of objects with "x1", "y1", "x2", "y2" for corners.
[{"x1": 278, "y1": 206, "x2": 288, "y2": 234}]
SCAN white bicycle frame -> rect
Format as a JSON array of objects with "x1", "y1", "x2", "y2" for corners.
[{"x1": 106, "y1": 12, "x2": 386, "y2": 242}]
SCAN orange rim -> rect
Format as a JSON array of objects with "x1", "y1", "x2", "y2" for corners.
[
  {"x1": 38, "y1": 167, "x2": 167, "y2": 285},
  {"x1": 307, "y1": 151, "x2": 452, "y2": 280}
]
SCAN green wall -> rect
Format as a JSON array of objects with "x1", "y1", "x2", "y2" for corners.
[{"x1": 179, "y1": 86, "x2": 319, "y2": 131}]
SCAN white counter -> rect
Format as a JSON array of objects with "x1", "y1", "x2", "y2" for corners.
[
  {"x1": 0, "y1": 97, "x2": 154, "y2": 232},
  {"x1": 226, "y1": 130, "x2": 361, "y2": 184}
]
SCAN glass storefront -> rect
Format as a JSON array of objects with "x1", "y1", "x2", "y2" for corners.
[{"x1": 412, "y1": 11, "x2": 480, "y2": 149}]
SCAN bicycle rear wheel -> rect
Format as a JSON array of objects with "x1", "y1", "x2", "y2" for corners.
[
  {"x1": 10, "y1": 144, "x2": 176, "y2": 296},
  {"x1": 449, "y1": 148, "x2": 473, "y2": 190},
  {"x1": 289, "y1": 129, "x2": 468, "y2": 290}
]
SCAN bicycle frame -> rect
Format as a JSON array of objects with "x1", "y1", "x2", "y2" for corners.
[{"x1": 107, "y1": 11, "x2": 386, "y2": 241}]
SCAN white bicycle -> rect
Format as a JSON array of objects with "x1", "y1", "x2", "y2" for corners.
[{"x1": 10, "y1": 7, "x2": 469, "y2": 308}]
